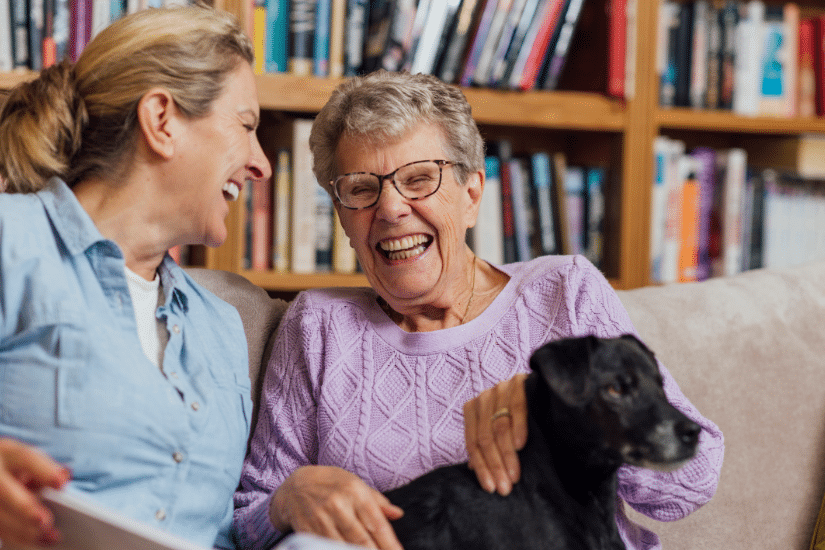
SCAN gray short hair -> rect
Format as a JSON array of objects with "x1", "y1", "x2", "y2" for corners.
[{"x1": 309, "y1": 70, "x2": 485, "y2": 191}]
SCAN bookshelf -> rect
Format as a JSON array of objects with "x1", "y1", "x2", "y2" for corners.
[{"x1": 3, "y1": 0, "x2": 823, "y2": 291}]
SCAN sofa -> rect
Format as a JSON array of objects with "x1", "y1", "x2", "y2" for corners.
[{"x1": 188, "y1": 259, "x2": 825, "y2": 550}]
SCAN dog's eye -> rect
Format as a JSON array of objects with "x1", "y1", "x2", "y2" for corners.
[{"x1": 605, "y1": 382, "x2": 625, "y2": 398}]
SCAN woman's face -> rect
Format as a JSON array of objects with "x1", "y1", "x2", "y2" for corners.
[
  {"x1": 173, "y1": 61, "x2": 271, "y2": 248},
  {"x1": 334, "y1": 122, "x2": 483, "y2": 311}
]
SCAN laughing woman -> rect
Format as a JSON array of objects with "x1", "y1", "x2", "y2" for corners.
[{"x1": 235, "y1": 71, "x2": 724, "y2": 550}]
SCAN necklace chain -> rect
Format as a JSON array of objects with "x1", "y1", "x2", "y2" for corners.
[{"x1": 461, "y1": 255, "x2": 477, "y2": 324}]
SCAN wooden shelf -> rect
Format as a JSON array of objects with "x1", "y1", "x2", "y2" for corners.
[
  {"x1": 656, "y1": 108, "x2": 825, "y2": 134},
  {"x1": 255, "y1": 73, "x2": 626, "y2": 131}
]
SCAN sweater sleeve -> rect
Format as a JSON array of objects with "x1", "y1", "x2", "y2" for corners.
[
  {"x1": 564, "y1": 257, "x2": 725, "y2": 522},
  {"x1": 233, "y1": 293, "x2": 322, "y2": 550}
]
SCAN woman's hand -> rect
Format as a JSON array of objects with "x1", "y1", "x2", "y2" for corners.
[
  {"x1": 270, "y1": 465, "x2": 404, "y2": 550},
  {"x1": 463, "y1": 373, "x2": 529, "y2": 496},
  {"x1": 0, "y1": 438, "x2": 70, "y2": 547}
]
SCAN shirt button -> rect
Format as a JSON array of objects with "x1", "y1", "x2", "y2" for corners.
[
  {"x1": 172, "y1": 451, "x2": 184, "y2": 463},
  {"x1": 172, "y1": 325, "x2": 181, "y2": 334},
  {"x1": 155, "y1": 509, "x2": 166, "y2": 521},
  {"x1": 191, "y1": 402, "x2": 200, "y2": 411}
]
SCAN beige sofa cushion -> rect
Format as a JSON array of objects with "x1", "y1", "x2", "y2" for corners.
[{"x1": 617, "y1": 260, "x2": 825, "y2": 550}]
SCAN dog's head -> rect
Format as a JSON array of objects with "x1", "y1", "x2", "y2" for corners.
[{"x1": 529, "y1": 335, "x2": 700, "y2": 472}]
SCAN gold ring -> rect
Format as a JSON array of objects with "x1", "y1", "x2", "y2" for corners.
[{"x1": 490, "y1": 407, "x2": 511, "y2": 422}]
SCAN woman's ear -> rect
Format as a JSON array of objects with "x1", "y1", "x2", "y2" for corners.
[
  {"x1": 464, "y1": 169, "x2": 485, "y2": 229},
  {"x1": 136, "y1": 88, "x2": 180, "y2": 160}
]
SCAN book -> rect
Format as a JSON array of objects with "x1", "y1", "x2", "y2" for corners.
[
  {"x1": 28, "y1": 0, "x2": 46, "y2": 69},
  {"x1": 0, "y1": 0, "x2": 12, "y2": 71},
  {"x1": 471, "y1": 0, "x2": 514, "y2": 86},
  {"x1": 798, "y1": 17, "x2": 816, "y2": 118},
  {"x1": 732, "y1": 0, "x2": 764, "y2": 116},
  {"x1": 429, "y1": 0, "x2": 465, "y2": 77},
  {"x1": 53, "y1": 0, "x2": 69, "y2": 62},
  {"x1": 408, "y1": 0, "x2": 459, "y2": 75},
  {"x1": 689, "y1": 0, "x2": 708, "y2": 109},
  {"x1": 538, "y1": 0, "x2": 585, "y2": 90},
  {"x1": 814, "y1": 15, "x2": 825, "y2": 117},
  {"x1": 264, "y1": 0, "x2": 289, "y2": 73},
  {"x1": 437, "y1": 0, "x2": 484, "y2": 83},
  {"x1": 501, "y1": 0, "x2": 548, "y2": 88},
  {"x1": 313, "y1": 0, "x2": 332, "y2": 76},
  {"x1": 273, "y1": 148, "x2": 291, "y2": 272},
  {"x1": 671, "y1": 0, "x2": 693, "y2": 107},
  {"x1": 584, "y1": 166, "x2": 605, "y2": 268},
  {"x1": 251, "y1": 169, "x2": 273, "y2": 271},
  {"x1": 495, "y1": 140, "x2": 517, "y2": 264},
  {"x1": 606, "y1": 0, "x2": 627, "y2": 99},
  {"x1": 717, "y1": 0, "x2": 738, "y2": 110},
  {"x1": 10, "y1": 0, "x2": 30, "y2": 68},
  {"x1": 486, "y1": 0, "x2": 534, "y2": 87},
  {"x1": 623, "y1": 0, "x2": 637, "y2": 99},
  {"x1": 511, "y1": 0, "x2": 565, "y2": 91},
  {"x1": 90, "y1": 0, "x2": 110, "y2": 41},
  {"x1": 657, "y1": 0, "x2": 679, "y2": 106},
  {"x1": 719, "y1": 148, "x2": 747, "y2": 277},
  {"x1": 332, "y1": 209, "x2": 357, "y2": 273},
  {"x1": 290, "y1": 119, "x2": 317, "y2": 274},
  {"x1": 741, "y1": 168, "x2": 766, "y2": 271},
  {"x1": 552, "y1": 151, "x2": 570, "y2": 254},
  {"x1": 252, "y1": 0, "x2": 266, "y2": 75},
  {"x1": 474, "y1": 155, "x2": 505, "y2": 265},
  {"x1": 459, "y1": 0, "x2": 500, "y2": 86},
  {"x1": 343, "y1": 0, "x2": 369, "y2": 75},
  {"x1": 677, "y1": 156, "x2": 700, "y2": 283},
  {"x1": 289, "y1": 0, "x2": 315, "y2": 76},
  {"x1": 563, "y1": 165, "x2": 585, "y2": 256},
  {"x1": 360, "y1": 0, "x2": 392, "y2": 73},
  {"x1": 530, "y1": 151, "x2": 557, "y2": 257},
  {"x1": 650, "y1": 137, "x2": 673, "y2": 283},
  {"x1": 660, "y1": 138, "x2": 686, "y2": 284},
  {"x1": 378, "y1": 0, "x2": 417, "y2": 72},
  {"x1": 508, "y1": 156, "x2": 532, "y2": 262},
  {"x1": 314, "y1": 186, "x2": 334, "y2": 272},
  {"x1": 781, "y1": 3, "x2": 800, "y2": 117},
  {"x1": 757, "y1": 5, "x2": 790, "y2": 116},
  {"x1": 703, "y1": 1, "x2": 721, "y2": 108},
  {"x1": 327, "y1": 0, "x2": 346, "y2": 77},
  {"x1": 690, "y1": 147, "x2": 717, "y2": 281}
]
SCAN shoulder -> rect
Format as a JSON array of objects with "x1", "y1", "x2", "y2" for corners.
[{"x1": 500, "y1": 255, "x2": 609, "y2": 295}]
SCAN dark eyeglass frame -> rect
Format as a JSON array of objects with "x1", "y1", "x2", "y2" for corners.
[{"x1": 330, "y1": 159, "x2": 460, "y2": 210}]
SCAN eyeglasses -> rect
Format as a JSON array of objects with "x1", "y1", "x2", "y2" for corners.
[{"x1": 331, "y1": 159, "x2": 460, "y2": 210}]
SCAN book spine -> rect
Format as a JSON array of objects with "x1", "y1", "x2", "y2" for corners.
[
  {"x1": 798, "y1": 18, "x2": 816, "y2": 118},
  {"x1": 530, "y1": 151, "x2": 557, "y2": 256},
  {"x1": 273, "y1": 148, "x2": 291, "y2": 272},
  {"x1": 327, "y1": 0, "x2": 346, "y2": 77},
  {"x1": 540, "y1": 0, "x2": 585, "y2": 91},
  {"x1": 672, "y1": 1, "x2": 693, "y2": 107},
  {"x1": 0, "y1": 0, "x2": 12, "y2": 71},
  {"x1": 475, "y1": 156, "x2": 505, "y2": 265},
  {"x1": 717, "y1": 0, "x2": 738, "y2": 110},
  {"x1": 650, "y1": 137, "x2": 671, "y2": 283},
  {"x1": 437, "y1": 0, "x2": 483, "y2": 83},
  {"x1": 409, "y1": 0, "x2": 455, "y2": 76},
  {"x1": 289, "y1": 0, "x2": 315, "y2": 76},
  {"x1": 623, "y1": 0, "x2": 637, "y2": 99},
  {"x1": 332, "y1": 209, "x2": 357, "y2": 273},
  {"x1": 584, "y1": 166, "x2": 605, "y2": 268},
  {"x1": 487, "y1": 0, "x2": 532, "y2": 87},
  {"x1": 379, "y1": 0, "x2": 416, "y2": 72},
  {"x1": 459, "y1": 0, "x2": 499, "y2": 87},
  {"x1": 53, "y1": 0, "x2": 69, "y2": 61},
  {"x1": 677, "y1": 157, "x2": 700, "y2": 283},
  {"x1": 607, "y1": 0, "x2": 627, "y2": 99},
  {"x1": 660, "y1": 139, "x2": 685, "y2": 284},
  {"x1": 496, "y1": 141, "x2": 517, "y2": 264},
  {"x1": 265, "y1": 0, "x2": 289, "y2": 73},
  {"x1": 472, "y1": 0, "x2": 514, "y2": 86},
  {"x1": 689, "y1": 0, "x2": 707, "y2": 108},
  {"x1": 11, "y1": 0, "x2": 30, "y2": 68},
  {"x1": 563, "y1": 166, "x2": 585, "y2": 255},
  {"x1": 690, "y1": 147, "x2": 717, "y2": 281},
  {"x1": 782, "y1": 2, "x2": 800, "y2": 117},
  {"x1": 502, "y1": 0, "x2": 547, "y2": 89},
  {"x1": 732, "y1": 0, "x2": 764, "y2": 116},
  {"x1": 516, "y1": 0, "x2": 565, "y2": 91},
  {"x1": 757, "y1": 5, "x2": 788, "y2": 116},
  {"x1": 360, "y1": 0, "x2": 392, "y2": 73},
  {"x1": 28, "y1": 0, "x2": 45, "y2": 69},
  {"x1": 343, "y1": 0, "x2": 368, "y2": 75},
  {"x1": 314, "y1": 186, "x2": 334, "y2": 272},
  {"x1": 721, "y1": 148, "x2": 747, "y2": 277},
  {"x1": 703, "y1": 2, "x2": 720, "y2": 108},
  {"x1": 313, "y1": 0, "x2": 331, "y2": 76},
  {"x1": 42, "y1": 0, "x2": 57, "y2": 68},
  {"x1": 252, "y1": 0, "x2": 266, "y2": 75},
  {"x1": 291, "y1": 119, "x2": 318, "y2": 273},
  {"x1": 508, "y1": 157, "x2": 532, "y2": 262},
  {"x1": 251, "y1": 172, "x2": 273, "y2": 271}
]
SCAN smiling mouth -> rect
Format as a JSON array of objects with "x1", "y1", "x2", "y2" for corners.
[
  {"x1": 378, "y1": 234, "x2": 433, "y2": 260},
  {"x1": 222, "y1": 181, "x2": 241, "y2": 201}
]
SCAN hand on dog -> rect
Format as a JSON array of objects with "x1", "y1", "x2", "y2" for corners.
[
  {"x1": 0, "y1": 438, "x2": 70, "y2": 547},
  {"x1": 463, "y1": 373, "x2": 529, "y2": 496},
  {"x1": 270, "y1": 465, "x2": 404, "y2": 550}
]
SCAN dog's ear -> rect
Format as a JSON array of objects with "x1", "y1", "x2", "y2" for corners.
[
  {"x1": 618, "y1": 334, "x2": 656, "y2": 362},
  {"x1": 530, "y1": 336, "x2": 598, "y2": 407}
]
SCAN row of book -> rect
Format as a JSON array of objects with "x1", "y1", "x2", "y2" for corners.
[
  {"x1": 239, "y1": 119, "x2": 608, "y2": 274},
  {"x1": 650, "y1": 136, "x2": 825, "y2": 285},
  {"x1": 250, "y1": 0, "x2": 632, "y2": 95},
  {"x1": 658, "y1": 0, "x2": 825, "y2": 117},
  {"x1": 0, "y1": 0, "x2": 192, "y2": 72}
]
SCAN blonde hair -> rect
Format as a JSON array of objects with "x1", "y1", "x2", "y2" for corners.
[
  {"x1": 0, "y1": 5, "x2": 253, "y2": 193},
  {"x1": 309, "y1": 70, "x2": 485, "y2": 190}
]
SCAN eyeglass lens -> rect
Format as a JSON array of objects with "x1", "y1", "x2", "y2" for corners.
[{"x1": 335, "y1": 160, "x2": 443, "y2": 209}]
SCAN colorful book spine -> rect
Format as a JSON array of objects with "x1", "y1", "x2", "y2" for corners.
[
  {"x1": 265, "y1": 0, "x2": 289, "y2": 73},
  {"x1": 273, "y1": 148, "x2": 291, "y2": 272},
  {"x1": 677, "y1": 157, "x2": 700, "y2": 283},
  {"x1": 540, "y1": 0, "x2": 585, "y2": 90},
  {"x1": 584, "y1": 166, "x2": 605, "y2": 268},
  {"x1": 252, "y1": 0, "x2": 267, "y2": 75},
  {"x1": 513, "y1": 0, "x2": 565, "y2": 91},
  {"x1": 690, "y1": 147, "x2": 717, "y2": 281},
  {"x1": 313, "y1": 0, "x2": 331, "y2": 76},
  {"x1": 607, "y1": 0, "x2": 627, "y2": 99},
  {"x1": 475, "y1": 156, "x2": 505, "y2": 265},
  {"x1": 251, "y1": 171, "x2": 273, "y2": 271},
  {"x1": 459, "y1": 0, "x2": 499, "y2": 87},
  {"x1": 289, "y1": 0, "x2": 315, "y2": 76},
  {"x1": 798, "y1": 17, "x2": 816, "y2": 118}
]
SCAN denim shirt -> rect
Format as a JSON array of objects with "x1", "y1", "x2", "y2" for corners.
[{"x1": 0, "y1": 179, "x2": 252, "y2": 549}]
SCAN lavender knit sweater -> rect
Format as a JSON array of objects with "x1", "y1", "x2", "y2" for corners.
[{"x1": 234, "y1": 255, "x2": 724, "y2": 550}]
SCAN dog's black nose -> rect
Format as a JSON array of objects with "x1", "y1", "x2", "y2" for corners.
[{"x1": 677, "y1": 420, "x2": 701, "y2": 446}]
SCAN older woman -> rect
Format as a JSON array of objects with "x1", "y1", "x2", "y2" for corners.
[
  {"x1": 235, "y1": 71, "x2": 724, "y2": 550},
  {"x1": 0, "y1": 6, "x2": 270, "y2": 548}
]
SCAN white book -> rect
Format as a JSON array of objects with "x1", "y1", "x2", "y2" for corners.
[
  {"x1": 721, "y1": 148, "x2": 747, "y2": 277},
  {"x1": 472, "y1": 0, "x2": 514, "y2": 85},
  {"x1": 689, "y1": 0, "x2": 708, "y2": 109},
  {"x1": 649, "y1": 137, "x2": 671, "y2": 282},
  {"x1": 273, "y1": 148, "x2": 291, "y2": 272},
  {"x1": 732, "y1": 0, "x2": 764, "y2": 116},
  {"x1": 0, "y1": 0, "x2": 12, "y2": 71},
  {"x1": 660, "y1": 139, "x2": 686, "y2": 284},
  {"x1": 408, "y1": 0, "x2": 458, "y2": 75},
  {"x1": 474, "y1": 156, "x2": 504, "y2": 265},
  {"x1": 91, "y1": 0, "x2": 111, "y2": 39},
  {"x1": 290, "y1": 119, "x2": 317, "y2": 274}
]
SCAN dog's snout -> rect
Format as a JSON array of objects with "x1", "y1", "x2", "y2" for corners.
[{"x1": 677, "y1": 419, "x2": 701, "y2": 446}]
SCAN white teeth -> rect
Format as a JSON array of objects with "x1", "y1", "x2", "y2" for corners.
[
  {"x1": 380, "y1": 234, "x2": 428, "y2": 252},
  {"x1": 386, "y1": 244, "x2": 426, "y2": 260},
  {"x1": 222, "y1": 182, "x2": 240, "y2": 201}
]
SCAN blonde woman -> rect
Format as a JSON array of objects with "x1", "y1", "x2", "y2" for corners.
[{"x1": 0, "y1": 6, "x2": 270, "y2": 548}]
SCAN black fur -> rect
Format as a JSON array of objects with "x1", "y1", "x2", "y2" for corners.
[{"x1": 385, "y1": 335, "x2": 700, "y2": 550}]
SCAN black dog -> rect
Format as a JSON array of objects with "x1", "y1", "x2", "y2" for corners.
[{"x1": 384, "y1": 334, "x2": 700, "y2": 550}]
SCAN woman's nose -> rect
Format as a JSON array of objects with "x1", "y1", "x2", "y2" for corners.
[
  {"x1": 374, "y1": 178, "x2": 410, "y2": 221},
  {"x1": 248, "y1": 136, "x2": 273, "y2": 181}
]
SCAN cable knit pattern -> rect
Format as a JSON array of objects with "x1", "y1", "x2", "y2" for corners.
[{"x1": 234, "y1": 255, "x2": 724, "y2": 550}]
